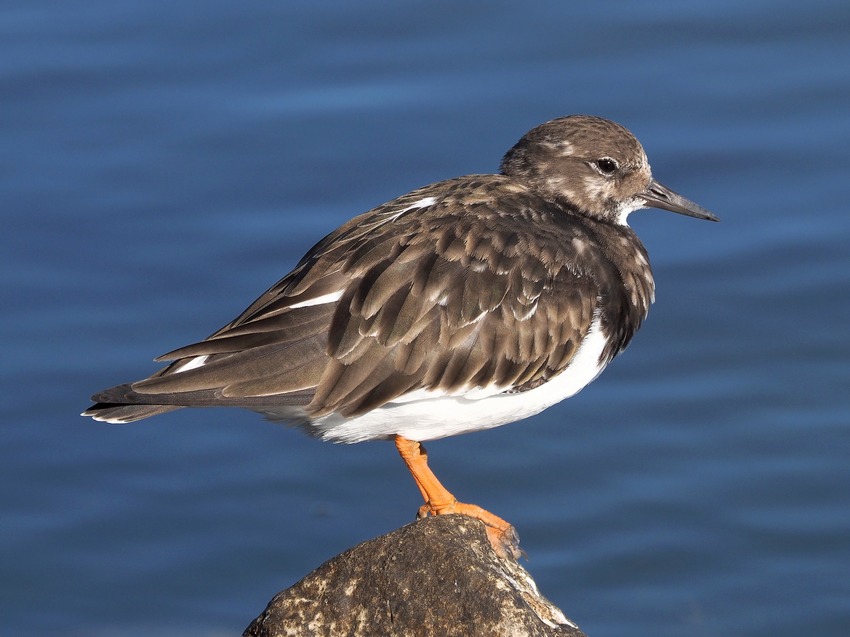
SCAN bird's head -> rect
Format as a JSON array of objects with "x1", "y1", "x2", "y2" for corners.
[{"x1": 500, "y1": 115, "x2": 718, "y2": 225}]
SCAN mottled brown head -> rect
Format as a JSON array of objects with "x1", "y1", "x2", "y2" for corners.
[{"x1": 501, "y1": 115, "x2": 717, "y2": 225}]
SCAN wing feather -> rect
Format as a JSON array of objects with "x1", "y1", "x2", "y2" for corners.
[{"x1": 87, "y1": 176, "x2": 637, "y2": 426}]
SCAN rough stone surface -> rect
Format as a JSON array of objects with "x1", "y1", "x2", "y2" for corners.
[{"x1": 243, "y1": 515, "x2": 587, "y2": 637}]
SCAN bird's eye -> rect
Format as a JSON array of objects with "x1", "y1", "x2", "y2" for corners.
[{"x1": 594, "y1": 157, "x2": 619, "y2": 175}]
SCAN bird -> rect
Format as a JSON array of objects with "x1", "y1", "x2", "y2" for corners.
[{"x1": 83, "y1": 115, "x2": 718, "y2": 557}]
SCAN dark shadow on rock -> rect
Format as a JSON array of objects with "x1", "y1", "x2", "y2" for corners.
[{"x1": 244, "y1": 514, "x2": 587, "y2": 637}]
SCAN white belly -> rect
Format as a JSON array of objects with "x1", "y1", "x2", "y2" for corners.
[{"x1": 306, "y1": 317, "x2": 609, "y2": 443}]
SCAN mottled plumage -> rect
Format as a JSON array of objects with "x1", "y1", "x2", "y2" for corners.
[
  {"x1": 85, "y1": 116, "x2": 716, "y2": 446},
  {"x1": 84, "y1": 115, "x2": 716, "y2": 555}
]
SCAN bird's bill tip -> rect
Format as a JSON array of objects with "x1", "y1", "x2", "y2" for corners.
[{"x1": 640, "y1": 179, "x2": 719, "y2": 222}]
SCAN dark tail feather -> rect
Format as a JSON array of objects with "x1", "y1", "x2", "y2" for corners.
[
  {"x1": 82, "y1": 402, "x2": 183, "y2": 423},
  {"x1": 82, "y1": 379, "x2": 316, "y2": 423},
  {"x1": 82, "y1": 383, "x2": 183, "y2": 423}
]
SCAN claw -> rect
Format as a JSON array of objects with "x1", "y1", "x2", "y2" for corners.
[{"x1": 395, "y1": 435, "x2": 523, "y2": 560}]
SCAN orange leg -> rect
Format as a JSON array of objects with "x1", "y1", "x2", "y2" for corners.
[{"x1": 394, "y1": 435, "x2": 520, "y2": 558}]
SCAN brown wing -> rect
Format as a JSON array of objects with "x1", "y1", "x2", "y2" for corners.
[{"x1": 91, "y1": 176, "x2": 615, "y2": 421}]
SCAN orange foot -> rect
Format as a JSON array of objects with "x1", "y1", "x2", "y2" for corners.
[{"x1": 394, "y1": 435, "x2": 522, "y2": 559}]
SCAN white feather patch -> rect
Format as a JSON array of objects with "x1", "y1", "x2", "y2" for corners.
[
  {"x1": 287, "y1": 289, "x2": 345, "y2": 309},
  {"x1": 380, "y1": 196, "x2": 438, "y2": 223},
  {"x1": 172, "y1": 355, "x2": 209, "y2": 373}
]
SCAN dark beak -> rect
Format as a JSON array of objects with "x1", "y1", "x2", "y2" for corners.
[{"x1": 640, "y1": 179, "x2": 719, "y2": 222}]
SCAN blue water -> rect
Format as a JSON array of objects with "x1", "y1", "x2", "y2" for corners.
[{"x1": 3, "y1": 1, "x2": 849, "y2": 635}]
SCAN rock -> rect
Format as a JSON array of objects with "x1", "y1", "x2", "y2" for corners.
[{"x1": 243, "y1": 514, "x2": 586, "y2": 637}]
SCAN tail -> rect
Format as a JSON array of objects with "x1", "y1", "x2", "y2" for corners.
[{"x1": 82, "y1": 383, "x2": 183, "y2": 424}]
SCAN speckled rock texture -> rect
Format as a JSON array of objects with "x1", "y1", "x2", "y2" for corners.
[{"x1": 243, "y1": 514, "x2": 586, "y2": 637}]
